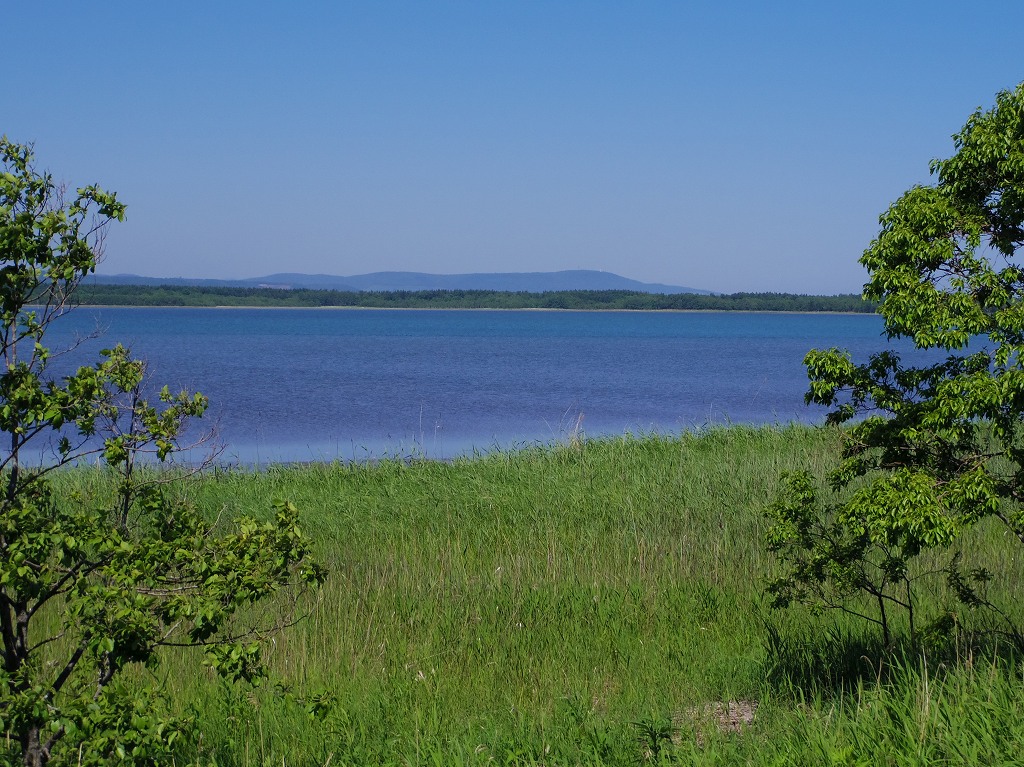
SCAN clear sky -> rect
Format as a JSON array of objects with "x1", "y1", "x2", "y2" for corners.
[{"x1": 5, "y1": 2, "x2": 1022, "y2": 293}]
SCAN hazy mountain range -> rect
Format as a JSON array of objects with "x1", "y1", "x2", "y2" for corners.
[{"x1": 87, "y1": 270, "x2": 709, "y2": 295}]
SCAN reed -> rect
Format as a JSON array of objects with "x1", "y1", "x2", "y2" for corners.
[{"x1": 43, "y1": 425, "x2": 1024, "y2": 765}]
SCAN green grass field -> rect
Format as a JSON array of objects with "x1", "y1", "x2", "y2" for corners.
[{"x1": 49, "y1": 426, "x2": 1024, "y2": 765}]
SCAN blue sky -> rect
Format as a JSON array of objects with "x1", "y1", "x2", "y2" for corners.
[{"x1": 5, "y1": 2, "x2": 1022, "y2": 293}]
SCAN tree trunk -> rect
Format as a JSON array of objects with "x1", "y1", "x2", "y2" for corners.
[{"x1": 22, "y1": 725, "x2": 46, "y2": 767}]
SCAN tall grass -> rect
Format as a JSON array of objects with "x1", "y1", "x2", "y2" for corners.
[{"x1": 45, "y1": 426, "x2": 1024, "y2": 764}]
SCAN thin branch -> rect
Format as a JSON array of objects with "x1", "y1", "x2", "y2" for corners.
[{"x1": 48, "y1": 642, "x2": 86, "y2": 699}]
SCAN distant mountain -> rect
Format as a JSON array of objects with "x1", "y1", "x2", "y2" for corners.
[
  {"x1": 83, "y1": 274, "x2": 274, "y2": 288},
  {"x1": 86, "y1": 270, "x2": 709, "y2": 294}
]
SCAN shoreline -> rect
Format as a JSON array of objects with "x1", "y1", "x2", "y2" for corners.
[
  {"x1": 118, "y1": 422, "x2": 832, "y2": 471},
  {"x1": 73, "y1": 304, "x2": 875, "y2": 316}
]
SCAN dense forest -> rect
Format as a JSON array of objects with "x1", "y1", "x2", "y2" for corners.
[{"x1": 75, "y1": 284, "x2": 876, "y2": 312}]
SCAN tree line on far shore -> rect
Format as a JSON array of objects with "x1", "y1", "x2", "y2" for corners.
[{"x1": 75, "y1": 284, "x2": 877, "y2": 312}]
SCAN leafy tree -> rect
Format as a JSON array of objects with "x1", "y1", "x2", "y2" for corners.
[
  {"x1": 0, "y1": 138, "x2": 325, "y2": 766},
  {"x1": 765, "y1": 84, "x2": 1024, "y2": 646}
]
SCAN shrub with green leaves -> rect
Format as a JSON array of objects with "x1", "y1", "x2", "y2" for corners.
[
  {"x1": 0, "y1": 138, "x2": 325, "y2": 767},
  {"x1": 766, "y1": 83, "x2": 1024, "y2": 646}
]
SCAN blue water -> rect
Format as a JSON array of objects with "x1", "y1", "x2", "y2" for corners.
[{"x1": 44, "y1": 308, "x2": 902, "y2": 463}]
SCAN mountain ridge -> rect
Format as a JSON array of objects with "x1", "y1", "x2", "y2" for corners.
[{"x1": 86, "y1": 270, "x2": 710, "y2": 295}]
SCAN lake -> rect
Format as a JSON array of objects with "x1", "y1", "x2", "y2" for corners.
[{"x1": 44, "y1": 308, "x2": 902, "y2": 464}]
